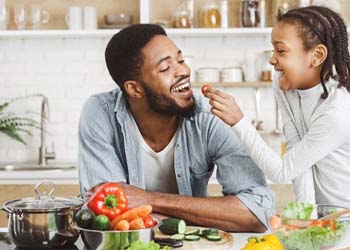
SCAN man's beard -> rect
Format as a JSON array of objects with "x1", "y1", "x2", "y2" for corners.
[{"x1": 141, "y1": 81, "x2": 195, "y2": 118}]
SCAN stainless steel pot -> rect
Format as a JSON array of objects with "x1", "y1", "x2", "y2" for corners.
[{"x1": 2, "y1": 180, "x2": 84, "y2": 249}]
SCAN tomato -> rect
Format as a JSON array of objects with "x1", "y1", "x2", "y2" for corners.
[
  {"x1": 269, "y1": 215, "x2": 282, "y2": 230},
  {"x1": 310, "y1": 220, "x2": 326, "y2": 227},
  {"x1": 201, "y1": 84, "x2": 212, "y2": 94},
  {"x1": 143, "y1": 215, "x2": 157, "y2": 228}
]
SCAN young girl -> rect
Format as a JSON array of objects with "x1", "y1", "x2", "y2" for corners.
[{"x1": 204, "y1": 6, "x2": 350, "y2": 207}]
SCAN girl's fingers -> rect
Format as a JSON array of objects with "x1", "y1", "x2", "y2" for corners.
[
  {"x1": 209, "y1": 99, "x2": 227, "y2": 112},
  {"x1": 206, "y1": 88, "x2": 231, "y2": 99},
  {"x1": 206, "y1": 92, "x2": 227, "y2": 106},
  {"x1": 211, "y1": 107, "x2": 224, "y2": 118}
]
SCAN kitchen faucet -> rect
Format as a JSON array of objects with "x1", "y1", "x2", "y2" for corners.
[{"x1": 39, "y1": 96, "x2": 56, "y2": 166}]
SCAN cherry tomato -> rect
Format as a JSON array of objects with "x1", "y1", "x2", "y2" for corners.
[
  {"x1": 310, "y1": 220, "x2": 327, "y2": 227},
  {"x1": 201, "y1": 84, "x2": 212, "y2": 95},
  {"x1": 143, "y1": 215, "x2": 157, "y2": 228},
  {"x1": 269, "y1": 215, "x2": 282, "y2": 230}
]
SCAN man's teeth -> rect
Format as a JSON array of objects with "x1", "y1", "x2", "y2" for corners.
[{"x1": 172, "y1": 82, "x2": 190, "y2": 92}]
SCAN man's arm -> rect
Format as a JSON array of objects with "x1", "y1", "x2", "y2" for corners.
[{"x1": 119, "y1": 183, "x2": 265, "y2": 232}]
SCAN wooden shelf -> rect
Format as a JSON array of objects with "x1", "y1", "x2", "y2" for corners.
[
  {"x1": 0, "y1": 28, "x2": 273, "y2": 39},
  {"x1": 192, "y1": 81, "x2": 272, "y2": 88},
  {"x1": 2, "y1": 27, "x2": 350, "y2": 39}
]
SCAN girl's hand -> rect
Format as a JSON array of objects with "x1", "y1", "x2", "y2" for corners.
[{"x1": 202, "y1": 86, "x2": 244, "y2": 126}]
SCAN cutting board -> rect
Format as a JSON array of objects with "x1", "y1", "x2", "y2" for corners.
[{"x1": 155, "y1": 226, "x2": 234, "y2": 250}]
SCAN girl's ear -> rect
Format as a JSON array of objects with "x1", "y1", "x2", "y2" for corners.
[
  {"x1": 124, "y1": 81, "x2": 144, "y2": 98},
  {"x1": 312, "y1": 44, "x2": 328, "y2": 67}
]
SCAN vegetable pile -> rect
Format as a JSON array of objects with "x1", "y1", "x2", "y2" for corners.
[
  {"x1": 76, "y1": 183, "x2": 157, "y2": 231},
  {"x1": 75, "y1": 183, "x2": 160, "y2": 250},
  {"x1": 269, "y1": 202, "x2": 347, "y2": 250}
]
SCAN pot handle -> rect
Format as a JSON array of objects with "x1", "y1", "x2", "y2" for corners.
[
  {"x1": 35, "y1": 180, "x2": 56, "y2": 198},
  {"x1": 1, "y1": 205, "x2": 12, "y2": 214}
]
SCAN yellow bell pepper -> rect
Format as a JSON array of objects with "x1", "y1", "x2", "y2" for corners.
[{"x1": 242, "y1": 234, "x2": 283, "y2": 250}]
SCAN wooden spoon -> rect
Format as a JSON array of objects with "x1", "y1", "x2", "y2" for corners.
[
  {"x1": 320, "y1": 208, "x2": 350, "y2": 221},
  {"x1": 280, "y1": 208, "x2": 350, "y2": 229}
]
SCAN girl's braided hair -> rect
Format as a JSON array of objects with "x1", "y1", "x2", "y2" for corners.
[{"x1": 278, "y1": 6, "x2": 350, "y2": 98}]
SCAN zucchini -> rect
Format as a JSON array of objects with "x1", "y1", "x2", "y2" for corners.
[
  {"x1": 184, "y1": 229, "x2": 200, "y2": 235},
  {"x1": 206, "y1": 235, "x2": 222, "y2": 241},
  {"x1": 170, "y1": 234, "x2": 185, "y2": 240},
  {"x1": 184, "y1": 235, "x2": 200, "y2": 241},
  {"x1": 159, "y1": 218, "x2": 186, "y2": 235}
]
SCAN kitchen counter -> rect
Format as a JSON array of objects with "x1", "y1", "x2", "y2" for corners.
[
  {"x1": 0, "y1": 168, "x2": 78, "y2": 184},
  {"x1": 0, "y1": 227, "x2": 349, "y2": 250}
]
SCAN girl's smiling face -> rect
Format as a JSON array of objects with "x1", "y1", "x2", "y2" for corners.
[{"x1": 270, "y1": 22, "x2": 321, "y2": 91}]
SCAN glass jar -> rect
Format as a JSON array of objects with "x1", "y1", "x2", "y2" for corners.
[
  {"x1": 172, "y1": 0, "x2": 193, "y2": 28},
  {"x1": 200, "y1": 0, "x2": 221, "y2": 28},
  {"x1": 241, "y1": 0, "x2": 260, "y2": 27},
  {"x1": 274, "y1": 0, "x2": 297, "y2": 19}
]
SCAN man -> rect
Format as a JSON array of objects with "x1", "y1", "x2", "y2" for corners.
[{"x1": 78, "y1": 24, "x2": 274, "y2": 232}]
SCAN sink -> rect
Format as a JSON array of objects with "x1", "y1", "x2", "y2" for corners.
[{"x1": 0, "y1": 163, "x2": 76, "y2": 171}]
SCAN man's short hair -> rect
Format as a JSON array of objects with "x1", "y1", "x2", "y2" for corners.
[{"x1": 105, "y1": 24, "x2": 167, "y2": 93}]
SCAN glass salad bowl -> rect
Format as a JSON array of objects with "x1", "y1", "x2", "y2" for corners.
[{"x1": 269, "y1": 203, "x2": 350, "y2": 250}]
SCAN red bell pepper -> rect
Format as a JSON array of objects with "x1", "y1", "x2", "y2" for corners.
[{"x1": 87, "y1": 182, "x2": 128, "y2": 220}]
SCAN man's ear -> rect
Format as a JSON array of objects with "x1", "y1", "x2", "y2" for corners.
[
  {"x1": 124, "y1": 80, "x2": 143, "y2": 98},
  {"x1": 311, "y1": 44, "x2": 328, "y2": 67}
]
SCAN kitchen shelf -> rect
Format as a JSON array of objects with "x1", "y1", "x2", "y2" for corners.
[
  {"x1": 3, "y1": 27, "x2": 350, "y2": 39},
  {"x1": 0, "y1": 28, "x2": 273, "y2": 39},
  {"x1": 192, "y1": 81, "x2": 272, "y2": 88}
]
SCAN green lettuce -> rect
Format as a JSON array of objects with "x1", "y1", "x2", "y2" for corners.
[
  {"x1": 126, "y1": 240, "x2": 171, "y2": 250},
  {"x1": 277, "y1": 202, "x2": 347, "y2": 250},
  {"x1": 282, "y1": 202, "x2": 315, "y2": 219},
  {"x1": 277, "y1": 222, "x2": 346, "y2": 250}
]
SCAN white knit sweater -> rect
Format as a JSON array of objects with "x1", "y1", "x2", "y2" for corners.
[{"x1": 232, "y1": 78, "x2": 350, "y2": 207}]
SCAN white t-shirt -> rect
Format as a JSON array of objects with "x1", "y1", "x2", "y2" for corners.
[
  {"x1": 232, "y1": 78, "x2": 350, "y2": 207},
  {"x1": 136, "y1": 126, "x2": 179, "y2": 194}
]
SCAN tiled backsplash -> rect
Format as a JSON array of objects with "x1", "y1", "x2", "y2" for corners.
[{"x1": 0, "y1": 34, "x2": 283, "y2": 163}]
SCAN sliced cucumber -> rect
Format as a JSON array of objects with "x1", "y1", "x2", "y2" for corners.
[
  {"x1": 201, "y1": 228, "x2": 219, "y2": 237},
  {"x1": 206, "y1": 235, "x2": 222, "y2": 241},
  {"x1": 184, "y1": 229, "x2": 200, "y2": 235},
  {"x1": 159, "y1": 218, "x2": 187, "y2": 235},
  {"x1": 170, "y1": 234, "x2": 185, "y2": 240},
  {"x1": 184, "y1": 235, "x2": 200, "y2": 241}
]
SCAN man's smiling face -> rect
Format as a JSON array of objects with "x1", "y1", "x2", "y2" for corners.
[{"x1": 139, "y1": 35, "x2": 195, "y2": 117}]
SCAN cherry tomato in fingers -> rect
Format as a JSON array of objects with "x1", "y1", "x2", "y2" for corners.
[{"x1": 201, "y1": 84, "x2": 212, "y2": 95}]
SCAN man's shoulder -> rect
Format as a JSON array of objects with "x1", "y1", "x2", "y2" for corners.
[
  {"x1": 83, "y1": 88, "x2": 122, "y2": 112},
  {"x1": 88, "y1": 88, "x2": 119, "y2": 105}
]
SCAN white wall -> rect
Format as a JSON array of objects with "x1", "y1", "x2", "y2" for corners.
[{"x1": 0, "y1": 34, "x2": 283, "y2": 164}]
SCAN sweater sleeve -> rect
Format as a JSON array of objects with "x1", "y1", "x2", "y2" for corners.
[
  {"x1": 273, "y1": 82, "x2": 316, "y2": 202},
  {"x1": 231, "y1": 110, "x2": 348, "y2": 183}
]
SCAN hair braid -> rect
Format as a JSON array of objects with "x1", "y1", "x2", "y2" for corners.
[{"x1": 312, "y1": 7, "x2": 347, "y2": 82}]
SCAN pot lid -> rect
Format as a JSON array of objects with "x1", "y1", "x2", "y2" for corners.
[{"x1": 4, "y1": 180, "x2": 84, "y2": 212}]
